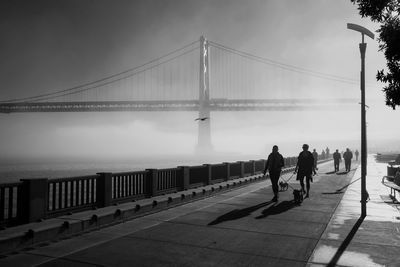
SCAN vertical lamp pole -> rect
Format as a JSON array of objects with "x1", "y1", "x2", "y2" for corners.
[{"x1": 347, "y1": 23, "x2": 374, "y2": 218}]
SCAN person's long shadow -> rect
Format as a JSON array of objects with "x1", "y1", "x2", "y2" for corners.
[
  {"x1": 208, "y1": 200, "x2": 274, "y2": 226},
  {"x1": 327, "y1": 216, "x2": 365, "y2": 266},
  {"x1": 326, "y1": 171, "x2": 336, "y2": 174},
  {"x1": 255, "y1": 200, "x2": 299, "y2": 219},
  {"x1": 322, "y1": 177, "x2": 361, "y2": 195},
  {"x1": 321, "y1": 191, "x2": 345, "y2": 195}
]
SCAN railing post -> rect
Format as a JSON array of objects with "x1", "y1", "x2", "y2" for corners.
[
  {"x1": 96, "y1": 173, "x2": 112, "y2": 208},
  {"x1": 203, "y1": 164, "x2": 212, "y2": 185},
  {"x1": 238, "y1": 161, "x2": 245, "y2": 178},
  {"x1": 254, "y1": 159, "x2": 262, "y2": 173},
  {"x1": 223, "y1": 162, "x2": 230, "y2": 181},
  {"x1": 250, "y1": 160, "x2": 256, "y2": 175},
  {"x1": 262, "y1": 159, "x2": 267, "y2": 172},
  {"x1": 18, "y1": 178, "x2": 48, "y2": 223},
  {"x1": 178, "y1": 166, "x2": 190, "y2": 190},
  {"x1": 146, "y1": 169, "x2": 159, "y2": 197}
]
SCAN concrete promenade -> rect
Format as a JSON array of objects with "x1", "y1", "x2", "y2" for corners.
[{"x1": 0, "y1": 157, "x2": 399, "y2": 266}]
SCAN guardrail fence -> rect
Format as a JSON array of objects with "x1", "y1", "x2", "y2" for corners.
[{"x1": 0, "y1": 155, "x2": 320, "y2": 228}]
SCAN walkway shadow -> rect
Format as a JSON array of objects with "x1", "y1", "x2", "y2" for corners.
[
  {"x1": 255, "y1": 200, "x2": 299, "y2": 219},
  {"x1": 326, "y1": 171, "x2": 336, "y2": 174},
  {"x1": 327, "y1": 216, "x2": 364, "y2": 267},
  {"x1": 336, "y1": 171, "x2": 349, "y2": 175},
  {"x1": 208, "y1": 201, "x2": 274, "y2": 226},
  {"x1": 322, "y1": 191, "x2": 344, "y2": 195},
  {"x1": 322, "y1": 177, "x2": 361, "y2": 195}
]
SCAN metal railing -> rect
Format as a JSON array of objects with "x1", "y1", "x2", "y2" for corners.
[
  {"x1": 111, "y1": 171, "x2": 147, "y2": 202},
  {"x1": 47, "y1": 175, "x2": 98, "y2": 216},
  {"x1": 0, "y1": 156, "x2": 330, "y2": 228},
  {"x1": 0, "y1": 182, "x2": 21, "y2": 226}
]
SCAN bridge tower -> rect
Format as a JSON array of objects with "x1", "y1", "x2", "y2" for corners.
[{"x1": 197, "y1": 36, "x2": 213, "y2": 154}]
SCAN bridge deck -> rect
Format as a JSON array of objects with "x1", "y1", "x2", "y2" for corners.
[
  {"x1": 0, "y1": 99, "x2": 358, "y2": 113},
  {"x1": 1, "y1": 159, "x2": 399, "y2": 266}
]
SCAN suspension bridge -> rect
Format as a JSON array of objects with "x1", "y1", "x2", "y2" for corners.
[{"x1": 0, "y1": 36, "x2": 360, "y2": 151}]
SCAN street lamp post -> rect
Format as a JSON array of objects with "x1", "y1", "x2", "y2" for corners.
[{"x1": 347, "y1": 23, "x2": 374, "y2": 218}]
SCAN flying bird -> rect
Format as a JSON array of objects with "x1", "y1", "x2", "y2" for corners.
[{"x1": 195, "y1": 117, "x2": 208, "y2": 121}]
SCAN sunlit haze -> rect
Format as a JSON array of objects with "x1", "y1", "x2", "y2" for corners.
[{"x1": 1, "y1": 0, "x2": 399, "y2": 173}]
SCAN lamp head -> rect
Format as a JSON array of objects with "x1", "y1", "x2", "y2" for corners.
[{"x1": 347, "y1": 23, "x2": 374, "y2": 40}]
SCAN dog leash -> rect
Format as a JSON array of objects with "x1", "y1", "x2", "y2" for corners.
[
  {"x1": 281, "y1": 172, "x2": 296, "y2": 183},
  {"x1": 279, "y1": 172, "x2": 297, "y2": 191}
]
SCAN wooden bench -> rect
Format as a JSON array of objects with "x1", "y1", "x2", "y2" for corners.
[{"x1": 381, "y1": 176, "x2": 400, "y2": 203}]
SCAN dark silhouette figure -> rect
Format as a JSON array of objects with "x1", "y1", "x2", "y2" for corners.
[
  {"x1": 333, "y1": 149, "x2": 341, "y2": 172},
  {"x1": 294, "y1": 144, "x2": 315, "y2": 198},
  {"x1": 256, "y1": 200, "x2": 300, "y2": 219},
  {"x1": 343, "y1": 148, "x2": 353, "y2": 172},
  {"x1": 208, "y1": 201, "x2": 274, "y2": 225},
  {"x1": 263, "y1": 145, "x2": 284, "y2": 202},
  {"x1": 326, "y1": 147, "x2": 330, "y2": 158},
  {"x1": 321, "y1": 149, "x2": 326, "y2": 160},
  {"x1": 355, "y1": 149, "x2": 359, "y2": 161},
  {"x1": 312, "y1": 149, "x2": 319, "y2": 170}
]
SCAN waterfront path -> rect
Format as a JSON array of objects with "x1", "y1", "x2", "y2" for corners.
[{"x1": 1, "y1": 157, "x2": 399, "y2": 266}]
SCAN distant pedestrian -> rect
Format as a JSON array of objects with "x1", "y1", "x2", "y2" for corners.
[
  {"x1": 263, "y1": 145, "x2": 284, "y2": 202},
  {"x1": 326, "y1": 147, "x2": 330, "y2": 158},
  {"x1": 333, "y1": 149, "x2": 341, "y2": 172},
  {"x1": 343, "y1": 148, "x2": 353, "y2": 172},
  {"x1": 294, "y1": 144, "x2": 315, "y2": 198},
  {"x1": 312, "y1": 149, "x2": 318, "y2": 170},
  {"x1": 321, "y1": 150, "x2": 326, "y2": 160},
  {"x1": 355, "y1": 150, "x2": 359, "y2": 161}
]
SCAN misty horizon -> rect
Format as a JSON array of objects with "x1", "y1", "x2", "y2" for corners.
[{"x1": 1, "y1": 0, "x2": 399, "y2": 180}]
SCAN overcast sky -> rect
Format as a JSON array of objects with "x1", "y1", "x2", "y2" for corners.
[{"x1": 0, "y1": 0, "x2": 399, "y2": 163}]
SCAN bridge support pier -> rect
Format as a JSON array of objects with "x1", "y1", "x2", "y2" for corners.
[{"x1": 196, "y1": 36, "x2": 213, "y2": 154}]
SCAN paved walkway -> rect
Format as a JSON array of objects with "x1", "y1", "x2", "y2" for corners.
[
  {"x1": 309, "y1": 156, "x2": 400, "y2": 267},
  {"x1": 1, "y1": 157, "x2": 399, "y2": 266}
]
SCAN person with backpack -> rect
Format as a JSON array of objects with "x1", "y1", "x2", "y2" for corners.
[
  {"x1": 333, "y1": 149, "x2": 341, "y2": 172},
  {"x1": 263, "y1": 145, "x2": 284, "y2": 202},
  {"x1": 294, "y1": 144, "x2": 315, "y2": 198},
  {"x1": 343, "y1": 148, "x2": 353, "y2": 172}
]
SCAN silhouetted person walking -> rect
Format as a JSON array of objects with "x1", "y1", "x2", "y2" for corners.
[
  {"x1": 326, "y1": 147, "x2": 330, "y2": 158},
  {"x1": 355, "y1": 150, "x2": 359, "y2": 161},
  {"x1": 294, "y1": 144, "x2": 315, "y2": 198},
  {"x1": 343, "y1": 148, "x2": 353, "y2": 172},
  {"x1": 263, "y1": 145, "x2": 284, "y2": 202},
  {"x1": 333, "y1": 149, "x2": 341, "y2": 172},
  {"x1": 312, "y1": 149, "x2": 318, "y2": 170},
  {"x1": 321, "y1": 149, "x2": 326, "y2": 160}
]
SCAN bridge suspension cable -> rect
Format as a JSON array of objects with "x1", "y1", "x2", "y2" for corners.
[
  {"x1": 1, "y1": 40, "x2": 200, "y2": 103},
  {"x1": 208, "y1": 40, "x2": 363, "y2": 85},
  {"x1": 30, "y1": 46, "x2": 199, "y2": 102},
  {"x1": 1, "y1": 37, "x2": 367, "y2": 105}
]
